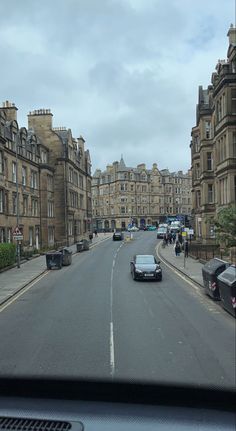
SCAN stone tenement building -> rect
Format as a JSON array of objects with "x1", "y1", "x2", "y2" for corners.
[
  {"x1": 0, "y1": 101, "x2": 92, "y2": 250},
  {"x1": 92, "y1": 157, "x2": 192, "y2": 231},
  {"x1": 190, "y1": 24, "x2": 236, "y2": 242}
]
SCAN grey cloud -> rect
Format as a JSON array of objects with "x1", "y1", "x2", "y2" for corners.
[{"x1": 0, "y1": 0, "x2": 234, "y2": 174}]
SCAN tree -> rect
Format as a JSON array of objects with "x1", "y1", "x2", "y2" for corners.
[{"x1": 214, "y1": 205, "x2": 236, "y2": 249}]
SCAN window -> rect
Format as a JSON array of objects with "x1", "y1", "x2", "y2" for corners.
[
  {"x1": 205, "y1": 121, "x2": 211, "y2": 139},
  {"x1": 12, "y1": 193, "x2": 17, "y2": 214},
  {"x1": 130, "y1": 184, "x2": 134, "y2": 191},
  {"x1": 233, "y1": 132, "x2": 236, "y2": 158},
  {"x1": 12, "y1": 162, "x2": 16, "y2": 183},
  {"x1": 69, "y1": 168, "x2": 73, "y2": 183},
  {"x1": 196, "y1": 190, "x2": 201, "y2": 207},
  {"x1": 206, "y1": 152, "x2": 213, "y2": 170},
  {"x1": 32, "y1": 198, "x2": 38, "y2": 216},
  {"x1": 68, "y1": 220, "x2": 73, "y2": 236},
  {"x1": 219, "y1": 177, "x2": 228, "y2": 205},
  {"x1": 47, "y1": 175, "x2": 53, "y2": 190},
  {"x1": 23, "y1": 195, "x2": 28, "y2": 215},
  {"x1": 194, "y1": 136, "x2": 200, "y2": 152},
  {"x1": 41, "y1": 150, "x2": 47, "y2": 163},
  {"x1": 48, "y1": 201, "x2": 54, "y2": 217},
  {"x1": 120, "y1": 206, "x2": 125, "y2": 214},
  {"x1": 231, "y1": 89, "x2": 236, "y2": 114},
  {"x1": 29, "y1": 227, "x2": 33, "y2": 246},
  {"x1": 30, "y1": 171, "x2": 38, "y2": 189},
  {"x1": 0, "y1": 151, "x2": 3, "y2": 174},
  {"x1": 74, "y1": 172, "x2": 78, "y2": 186},
  {"x1": 80, "y1": 194, "x2": 83, "y2": 208},
  {"x1": 0, "y1": 190, "x2": 3, "y2": 212},
  {"x1": 234, "y1": 176, "x2": 236, "y2": 202},
  {"x1": 208, "y1": 184, "x2": 213, "y2": 203},
  {"x1": 195, "y1": 163, "x2": 200, "y2": 179},
  {"x1": 79, "y1": 175, "x2": 83, "y2": 188},
  {"x1": 22, "y1": 166, "x2": 27, "y2": 186}
]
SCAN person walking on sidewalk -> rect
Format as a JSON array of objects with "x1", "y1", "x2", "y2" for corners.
[
  {"x1": 174, "y1": 241, "x2": 181, "y2": 257},
  {"x1": 184, "y1": 239, "x2": 189, "y2": 258},
  {"x1": 94, "y1": 229, "x2": 98, "y2": 237},
  {"x1": 164, "y1": 233, "x2": 168, "y2": 246}
]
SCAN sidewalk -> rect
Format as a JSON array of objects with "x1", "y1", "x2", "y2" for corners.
[
  {"x1": 156, "y1": 241, "x2": 204, "y2": 287},
  {"x1": 0, "y1": 232, "x2": 113, "y2": 306}
]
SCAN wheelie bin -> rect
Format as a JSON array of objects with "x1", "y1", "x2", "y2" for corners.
[
  {"x1": 58, "y1": 248, "x2": 72, "y2": 266},
  {"x1": 46, "y1": 251, "x2": 63, "y2": 269},
  {"x1": 76, "y1": 241, "x2": 84, "y2": 252},
  {"x1": 217, "y1": 265, "x2": 236, "y2": 317},
  {"x1": 82, "y1": 239, "x2": 90, "y2": 251},
  {"x1": 202, "y1": 258, "x2": 229, "y2": 300}
]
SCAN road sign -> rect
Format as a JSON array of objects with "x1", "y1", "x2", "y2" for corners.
[
  {"x1": 189, "y1": 229, "x2": 194, "y2": 235},
  {"x1": 13, "y1": 226, "x2": 22, "y2": 236},
  {"x1": 182, "y1": 231, "x2": 187, "y2": 237},
  {"x1": 13, "y1": 226, "x2": 23, "y2": 240}
]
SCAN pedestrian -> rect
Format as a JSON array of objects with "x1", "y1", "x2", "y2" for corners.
[
  {"x1": 168, "y1": 232, "x2": 172, "y2": 244},
  {"x1": 94, "y1": 229, "x2": 98, "y2": 237},
  {"x1": 184, "y1": 240, "x2": 189, "y2": 258},
  {"x1": 178, "y1": 232, "x2": 183, "y2": 245},
  {"x1": 164, "y1": 233, "x2": 168, "y2": 245},
  {"x1": 172, "y1": 232, "x2": 176, "y2": 243},
  {"x1": 175, "y1": 241, "x2": 181, "y2": 257}
]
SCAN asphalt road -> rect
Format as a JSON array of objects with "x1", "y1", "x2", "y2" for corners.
[{"x1": 0, "y1": 232, "x2": 235, "y2": 389}]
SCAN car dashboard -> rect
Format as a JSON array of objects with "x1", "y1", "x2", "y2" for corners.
[{"x1": 0, "y1": 378, "x2": 235, "y2": 431}]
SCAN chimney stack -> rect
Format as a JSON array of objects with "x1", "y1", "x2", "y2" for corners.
[
  {"x1": 28, "y1": 108, "x2": 53, "y2": 133},
  {"x1": 227, "y1": 24, "x2": 236, "y2": 45},
  {"x1": 1, "y1": 100, "x2": 18, "y2": 122}
]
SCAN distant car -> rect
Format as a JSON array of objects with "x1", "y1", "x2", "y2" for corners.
[
  {"x1": 113, "y1": 232, "x2": 124, "y2": 241},
  {"x1": 157, "y1": 227, "x2": 168, "y2": 238},
  {"x1": 130, "y1": 254, "x2": 162, "y2": 281},
  {"x1": 159, "y1": 223, "x2": 168, "y2": 228},
  {"x1": 147, "y1": 225, "x2": 157, "y2": 231},
  {"x1": 128, "y1": 226, "x2": 139, "y2": 232},
  {"x1": 139, "y1": 225, "x2": 147, "y2": 231}
]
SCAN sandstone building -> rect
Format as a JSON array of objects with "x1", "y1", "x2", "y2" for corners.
[
  {"x1": 92, "y1": 158, "x2": 191, "y2": 231},
  {"x1": 0, "y1": 101, "x2": 92, "y2": 251},
  {"x1": 190, "y1": 25, "x2": 236, "y2": 241}
]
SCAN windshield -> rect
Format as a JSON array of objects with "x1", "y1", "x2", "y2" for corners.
[
  {"x1": 0, "y1": 0, "x2": 235, "y2": 394},
  {"x1": 136, "y1": 256, "x2": 155, "y2": 264}
]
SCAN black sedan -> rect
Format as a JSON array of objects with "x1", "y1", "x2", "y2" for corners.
[
  {"x1": 130, "y1": 254, "x2": 162, "y2": 281},
  {"x1": 113, "y1": 231, "x2": 124, "y2": 241}
]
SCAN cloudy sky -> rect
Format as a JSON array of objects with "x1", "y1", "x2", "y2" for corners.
[{"x1": 0, "y1": 0, "x2": 234, "y2": 173}]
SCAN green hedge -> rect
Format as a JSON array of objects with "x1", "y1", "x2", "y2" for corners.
[{"x1": 0, "y1": 243, "x2": 16, "y2": 269}]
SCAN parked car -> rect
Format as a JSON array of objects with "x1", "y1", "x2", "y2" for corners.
[
  {"x1": 139, "y1": 225, "x2": 147, "y2": 231},
  {"x1": 157, "y1": 227, "x2": 168, "y2": 238},
  {"x1": 130, "y1": 254, "x2": 162, "y2": 281},
  {"x1": 113, "y1": 231, "x2": 124, "y2": 241},
  {"x1": 147, "y1": 225, "x2": 157, "y2": 231}
]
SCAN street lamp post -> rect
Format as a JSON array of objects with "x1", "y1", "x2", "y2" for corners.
[
  {"x1": 128, "y1": 208, "x2": 133, "y2": 239},
  {"x1": 16, "y1": 132, "x2": 20, "y2": 268}
]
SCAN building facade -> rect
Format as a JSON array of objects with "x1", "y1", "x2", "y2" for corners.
[
  {"x1": 0, "y1": 101, "x2": 92, "y2": 250},
  {"x1": 191, "y1": 25, "x2": 236, "y2": 241},
  {"x1": 28, "y1": 109, "x2": 92, "y2": 247},
  {"x1": 0, "y1": 101, "x2": 52, "y2": 250},
  {"x1": 92, "y1": 158, "x2": 192, "y2": 231}
]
